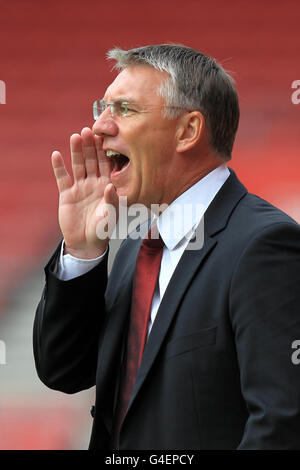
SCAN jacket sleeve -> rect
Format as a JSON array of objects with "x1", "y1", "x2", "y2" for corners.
[
  {"x1": 33, "y1": 243, "x2": 109, "y2": 394},
  {"x1": 230, "y1": 222, "x2": 300, "y2": 449}
]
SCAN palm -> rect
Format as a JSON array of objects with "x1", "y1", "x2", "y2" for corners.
[
  {"x1": 52, "y1": 128, "x2": 118, "y2": 258},
  {"x1": 59, "y1": 174, "x2": 109, "y2": 247}
]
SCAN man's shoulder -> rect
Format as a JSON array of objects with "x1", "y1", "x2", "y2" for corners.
[
  {"x1": 224, "y1": 168, "x2": 298, "y2": 230},
  {"x1": 220, "y1": 190, "x2": 300, "y2": 261},
  {"x1": 236, "y1": 191, "x2": 299, "y2": 231}
]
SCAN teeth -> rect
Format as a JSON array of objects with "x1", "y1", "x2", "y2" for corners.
[{"x1": 106, "y1": 150, "x2": 121, "y2": 158}]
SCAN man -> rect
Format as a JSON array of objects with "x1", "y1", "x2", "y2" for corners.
[{"x1": 33, "y1": 44, "x2": 300, "y2": 449}]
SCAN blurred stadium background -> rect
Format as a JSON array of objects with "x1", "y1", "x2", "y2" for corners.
[{"x1": 0, "y1": 0, "x2": 299, "y2": 450}]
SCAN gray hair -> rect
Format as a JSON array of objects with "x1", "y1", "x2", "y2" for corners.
[{"x1": 107, "y1": 44, "x2": 239, "y2": 161}]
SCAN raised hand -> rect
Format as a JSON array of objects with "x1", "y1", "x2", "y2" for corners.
[{"x1": 51, "y1": 127, "x2": 119, "y2": 259}]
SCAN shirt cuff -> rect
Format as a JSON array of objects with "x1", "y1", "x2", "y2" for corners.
[{"x1": 55, "y1": 241, "x2": 108, "y2": 281}]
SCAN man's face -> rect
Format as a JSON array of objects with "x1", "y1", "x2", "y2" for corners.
[{"x1": 92, "y1": 65, "x2": 181, "y2": 207}]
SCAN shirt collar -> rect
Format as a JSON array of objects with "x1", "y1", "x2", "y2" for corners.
[{"x1": 156, "y1": 164, "x2": 230, "y2": 250}]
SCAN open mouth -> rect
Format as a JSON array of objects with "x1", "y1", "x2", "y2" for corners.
[{"x1": 106, "y1": 150, "x2": 130, "y2": 173}]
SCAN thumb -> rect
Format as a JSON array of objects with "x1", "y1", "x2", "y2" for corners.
[
  {"x1": 104, "y1": 183, "x2": 119, "y2": 207},
  {"x1": 104, "y1": 183, "x2": 120, "y2": 221}
]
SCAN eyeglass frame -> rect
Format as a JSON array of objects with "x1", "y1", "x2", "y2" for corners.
[{"x1": 92, "y1": 98, "x2": 188, "y2": 121}]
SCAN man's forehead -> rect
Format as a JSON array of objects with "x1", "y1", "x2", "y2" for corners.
[{"x1": 104, "y1": 65, "x2": 167, "y2": 102}]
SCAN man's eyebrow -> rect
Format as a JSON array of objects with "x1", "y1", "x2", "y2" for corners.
[
  {"x1": 114, "y1": 96, "x2": 131, "y2": 102},
  {"x1": 109, "y1": 96, "x2": 139, "y2": 105}
]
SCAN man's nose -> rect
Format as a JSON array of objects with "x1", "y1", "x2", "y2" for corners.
[{"x1": 92, "y1": 108, "x2": 119, "y2": 137}]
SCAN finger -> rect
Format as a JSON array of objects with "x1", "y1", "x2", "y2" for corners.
[
  {"x1": 81, "y1": 127, "x2": 99, "y2": 177},
  {"x1": 104, "y1": 183, "x2": 119, "y2": 216},
  {"x1": 51, "y1": 151, "x2": 72, "y2": 193},
  {"x1": 95, "y1": 135, "x2": 112, "y2": 178},
  {"x1": 70, "y1": 133, "x2": 86, "y2": 181}
]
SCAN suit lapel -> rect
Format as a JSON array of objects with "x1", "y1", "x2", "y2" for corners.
[
  {"x1": 96, "y1": 239, "x2": 141, "y2": 434},
  {"x1": 127, "y1": 234, "x2": 217, "y2": 406},
  {"x1": 125, "y1": 168, "x2": 248, "y2": 416}
]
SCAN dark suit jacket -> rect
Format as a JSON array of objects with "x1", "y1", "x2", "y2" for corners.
[{"x1": 33, "y1": 170, "x2": 300, "y2": 449}]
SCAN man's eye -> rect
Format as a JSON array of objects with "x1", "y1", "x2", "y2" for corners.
[
  {"x1": 116, "y1": 102, "x2": 136, "y2": 117},
  {"x1": 120, "y1": 104, "x2": 128, "y2": 115}
]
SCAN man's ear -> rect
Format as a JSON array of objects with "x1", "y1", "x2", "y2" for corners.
[{"x1": 176, "y1": 111, "x2": 205, "y2": 153}]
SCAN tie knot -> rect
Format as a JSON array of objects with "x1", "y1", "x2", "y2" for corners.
[{"x1": 142, "y1": 226, "x2": 164, "y2": 250}]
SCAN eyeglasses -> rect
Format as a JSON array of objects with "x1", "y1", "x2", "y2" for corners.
[
  {"x1": 93, "y1": 99, "x2": 131, "y2": 120},
  {"x1": 92, "y1": 98, "x2": 187, "y2": 120}
]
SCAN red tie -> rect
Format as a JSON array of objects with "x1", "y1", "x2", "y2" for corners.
[{"x1": 113, "y1": 227, "x2": 164, "y2": 447}]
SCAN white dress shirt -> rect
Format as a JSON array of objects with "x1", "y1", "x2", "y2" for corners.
[{"x1": 57, "y1": 164, "x2": 230, "y2": 335}]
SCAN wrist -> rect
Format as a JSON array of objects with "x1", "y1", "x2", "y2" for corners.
[{"x1": 64, "y1": 243, "x2": 107, "y2": 260}]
